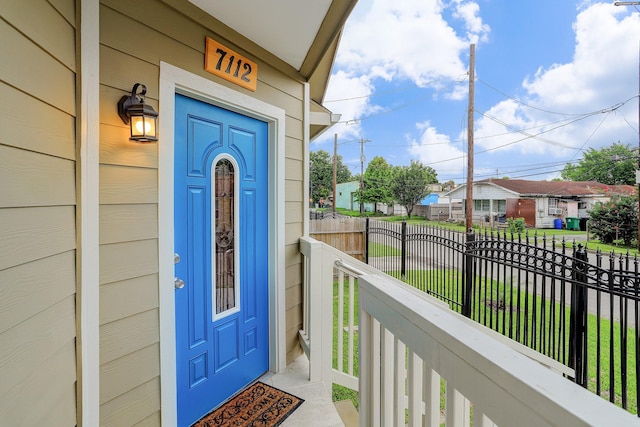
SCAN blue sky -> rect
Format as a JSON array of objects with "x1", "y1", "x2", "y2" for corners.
[{"x1": 312, "y1": 0, "x2": 640, "y2": 184}]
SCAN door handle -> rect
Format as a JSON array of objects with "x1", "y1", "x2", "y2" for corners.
[{"x1": 174, "y1": 253, "x2": 184, "y2": 289}]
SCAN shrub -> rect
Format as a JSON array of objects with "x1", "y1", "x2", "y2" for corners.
[
  {"x1": 507, "y1": 217, "x2": 526, "y2": 234},
  {"x1": 588, "y1": 195, "x2": 638, "y2": 246}
]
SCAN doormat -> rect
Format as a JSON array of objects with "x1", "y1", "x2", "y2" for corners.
[{"x1": 192, "y1": 381, "x2": 304, "y2": 427}]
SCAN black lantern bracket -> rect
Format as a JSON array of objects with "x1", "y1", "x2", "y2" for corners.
[{"x1": 117, "y1": 83, "x2": 159, "y2": 143}]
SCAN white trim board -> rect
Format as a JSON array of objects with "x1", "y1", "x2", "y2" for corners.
[
  {"x1": 158, "y1": 62, "x2": 286, "y2": 426},
  {"x1": 77, "y1": 0, "x2": 100, "y2": 424}
]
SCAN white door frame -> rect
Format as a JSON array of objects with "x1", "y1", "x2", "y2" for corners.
[{"x1": 158, "y1": 62, "x2": 286, "y2": 425}]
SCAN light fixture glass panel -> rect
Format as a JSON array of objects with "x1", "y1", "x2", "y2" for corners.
[
  {"x1": 131, "y1": 116, "x2": 145, "y2": 137},
  {"x1": 131, "y1": 116, "x2": 156, "y2": 137},
  {"x1": 143, "y1": 116, "x2": 156, "y2": 137}
]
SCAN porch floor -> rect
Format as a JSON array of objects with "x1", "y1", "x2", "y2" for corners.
[{"x1": 259, "y1": 354, "x2": 345, "y2": 426}]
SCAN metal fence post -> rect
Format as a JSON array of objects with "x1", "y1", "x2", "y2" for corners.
[
  {"x1": 365, "y1": 217, "x2": 370, "y2": 264},
  {"x1": 401, "y1": 220, "x2": 407, "y2": 279},
  {"x1": 569, "y1": 244, "x2": 589, "y2": 387},
  {"x1": 463, "y1": 229, "x2": 475, "y2": 318}
]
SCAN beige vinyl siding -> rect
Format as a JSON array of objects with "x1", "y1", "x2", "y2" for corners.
[
  {"x1": 0, "y1": 0, "x2": 78, "y2": 425},
  {"x1": 99, "y1": 0, "x2": 307, "y2": 423}
]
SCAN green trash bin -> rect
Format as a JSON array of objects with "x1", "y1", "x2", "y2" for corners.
[{"x1": 566, "y1": 217, "x2": 580, "y2": 230}]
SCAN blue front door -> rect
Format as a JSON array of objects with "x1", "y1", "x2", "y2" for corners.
[{"x1": 174, "y1": 94, "x2": 269, "y2": 426}]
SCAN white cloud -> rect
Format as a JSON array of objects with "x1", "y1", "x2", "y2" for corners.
[
  {"x1": 313, "y1": 70, "x2": 378, "y2": 146},
  {"x1": 452, "y1": 0, "x2": 490, "y2": 44},
  {"x1": 321, "y1": 0, "x2": 489, "y2": 147},
  {"x1": 473, "y1": 4, "x2": 640, "y2": 161},
  {"x1": 335, "y1": 0, "x2": 488, "y2": 87},
  {"x1": 523, "y1": 5, "x2": 638, "y2": 109},
  {"x1": 408, "y1": 121, "x2": 467, "y2": 177}
]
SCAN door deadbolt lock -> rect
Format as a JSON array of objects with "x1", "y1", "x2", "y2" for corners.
[{"x1": 174, "y1": 277, "x2": 185, "y2": 289}]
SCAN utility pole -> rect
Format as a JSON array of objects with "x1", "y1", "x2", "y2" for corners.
[
  {"x1": 359, "y1": 137, "x2": 370, "y2": 214},
  {"x1": 333, "y1": 134, "x2": 337, "y2": 214},
  {"x1": 466, "y1": 44, "x2": 475, "y2": 231}
]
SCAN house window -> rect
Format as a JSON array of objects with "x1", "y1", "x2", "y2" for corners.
[
  {"x1": 494, "y1": 200, "x2": 506, "y2": 212},
  {"x1": 548, "y1": 198, "x2": 561, "y2": 215},
  {"x1": 473, "y1": 199, "x2": 490, "y2": 211}
]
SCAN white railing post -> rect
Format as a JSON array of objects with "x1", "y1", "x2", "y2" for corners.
[
  {"x1": 424, "y1": 364, "x2": 440, "y2": 427},
  {"x1": 446, "y1": 387, "x2": 470, "y2": 427},
  {"x1": 371, "y1": 319, "x2": 381, "y2": 426},
  {"x1": 319, "y1": 244, "x2": 334, "y2": 390},
  {"x1": 407, "y1": 351, "x2": 423, "y2": 427},
  {"x1": 347, "y1": 274, "x2": 355, "y2": 376},
  {"x1": 299, "y1": 237, "x2": 335, "y2": 389},
  {"x1": 380, "y1": 327, "x2": 393, "y2": 426},
  {"x1": 337, "y1": 270, "x2": 344, "y2": 373},
  {"x1": 358, "y1": 304, "x2": 373, "y2": 427},
  {"x1": 393, "y1": 337, "x2": 405, "y2": 426}
]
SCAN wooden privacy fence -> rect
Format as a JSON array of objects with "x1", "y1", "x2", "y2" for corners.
[{"x1": 309, "y1": 217, "x2": 365, "y2": 261}]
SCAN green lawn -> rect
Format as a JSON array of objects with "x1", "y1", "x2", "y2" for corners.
[
  {"x1": 367, "y1": 241, "x2": 401, "y2": 257},
  {"x1": 332, "y1": 280, "x2": 360, "y2": 408},
  {"x1": 582, "y1": 239, "x2": 639, "y2": 257},
  {"x1": 335, "y1": 207, "x2": 638, "y2": 255}
]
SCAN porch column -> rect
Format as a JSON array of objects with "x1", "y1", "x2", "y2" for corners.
[
  {"x1": 489, "y1": 199, "x2": 494, "y2": 228},
  {"x1": 77, "y1": 0, "x2": 100, "y2": 424}
]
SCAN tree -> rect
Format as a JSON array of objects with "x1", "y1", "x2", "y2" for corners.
[
  {"x1": 358, "y1": 156, "x2": 394, "y2": 213},
  {"x1": 335, "y1": 157, "x2": 352, "y2": 184},
  {"x1": 561, "y1": 142, "x2": 637, "y2": 185},
  {"x1": 309, "y1": 149, "x2": 352, "y2": 204},
  {"x1": 390, "y1": 160, "x2": 438, "y2": 217},
  {"x1": 588, "y1": 195, "x2": 638, "y2": 246}
]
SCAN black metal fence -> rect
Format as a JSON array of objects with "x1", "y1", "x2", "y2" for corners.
[{"x1": 365, "y1": 218, "x2": 640, "y2": 414}]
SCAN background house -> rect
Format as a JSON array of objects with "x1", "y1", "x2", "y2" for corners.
[
  {"x1": 334, "y1": 181, "x2": 371, "y2": 212},
  {"x1": 0, "y1": 1, "x2": 356, "y2": 425},
  {"x1": 334, "y1": 181, "x2": 408, "y2": 214},
  {"x1": 413, "y1": 183, "x2": 455, "y2": 220},
  {"x1": 446, "y1": 179, "x2": 635, "y2": 228}
]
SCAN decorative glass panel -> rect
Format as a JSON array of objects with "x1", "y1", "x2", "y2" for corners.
[{"x1": 214, "y1": 159, "x2": 236, "y2": 315}]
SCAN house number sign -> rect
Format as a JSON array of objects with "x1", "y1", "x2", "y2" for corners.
[{"x1": 205, "y1": 37, "x2": 258, "y2": 92}]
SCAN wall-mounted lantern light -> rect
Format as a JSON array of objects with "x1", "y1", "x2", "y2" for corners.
[{"x1": 117, "y1": 83, "x2": 158, "y2": 143}]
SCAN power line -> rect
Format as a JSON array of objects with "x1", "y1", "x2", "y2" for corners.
[
  {"x1": 473, "y1": 161, "x2": 577, "y2": 179},
  {"x1": 477, "y1": 77, "x2": 607, "y2": 116},
  {"x1": 361, "y1": 115, "x2": 600, "y2": 149},
  {"x1": 323, "y1": 74, "x2": 468, "y2": 104},
  {"x1": 337, "y1": 92, "x2": 434, "y2": 124},
  {"x1": 323, "y1": 85, "x2": 415, "y2": 103},
  {"x1": 417, "y1": 113, "x2": 605, "y2": 167}
]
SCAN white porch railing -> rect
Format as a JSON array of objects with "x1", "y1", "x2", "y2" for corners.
[{"x1": 299, "y1": 236, "x2": 639, "y2": 427}]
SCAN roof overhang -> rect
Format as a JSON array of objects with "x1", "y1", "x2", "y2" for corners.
[
  {"x1": 310, "y1": 101, "x2": 341, "y2": 141},
  {"x1": 445, "y1": 182, "x2": 520, "y2": 198},
  {"x1": 185, "y1": 0, "x2": 357, "y2": 104}
]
